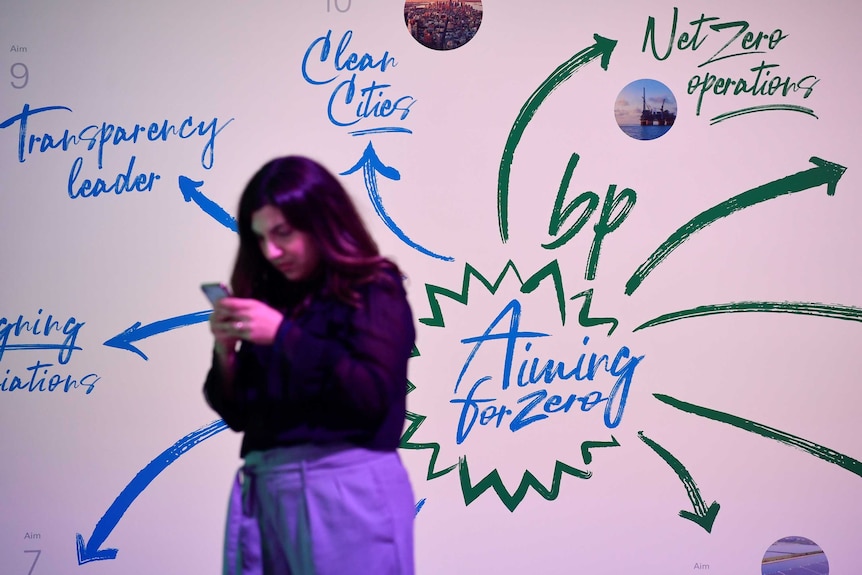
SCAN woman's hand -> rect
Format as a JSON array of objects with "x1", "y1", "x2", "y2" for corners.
[{"x1": 210, "y1": 297, "x2": 285, "y2": 346}]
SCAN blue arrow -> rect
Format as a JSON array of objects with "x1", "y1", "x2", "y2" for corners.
[
  {"x1": 341, "y1": 142, "x2": 454, "y2": 262},
  {"x1": 178, "y1": 175, "x2": 238, "y2": 232},
  {"x1": 76, "y1": 419, "x2": 229, "y2": 564},
  {"x1": 104, "y1": 310, "x2": 212, "y2": 361}
]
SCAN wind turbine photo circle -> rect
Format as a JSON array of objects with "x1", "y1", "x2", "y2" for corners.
[
  {"x1": 404, "y1": 1, "x2": 483, "y2": 51},
  {"x1": 615, "y1": 79, "x2": 678, "y2": 141}
]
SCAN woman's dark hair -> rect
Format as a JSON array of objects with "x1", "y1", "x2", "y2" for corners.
[{"x1": 230, "y1": 155, "x2": 398, "y2": 309}]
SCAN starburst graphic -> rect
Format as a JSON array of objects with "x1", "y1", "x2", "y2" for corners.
[{"x1": 401, "y1": 258, "x2": 628, "y2": 513}]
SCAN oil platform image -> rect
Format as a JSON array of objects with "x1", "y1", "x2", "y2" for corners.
[{"x1": 640, "y1": 87, "x2": 676, "y2": 126}]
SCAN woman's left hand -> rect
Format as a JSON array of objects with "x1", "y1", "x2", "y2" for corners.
[{"x1": 213, "y1": 297, "x2": 285, "y2": 345}]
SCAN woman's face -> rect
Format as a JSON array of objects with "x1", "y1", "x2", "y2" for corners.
[{"x1": 251, "y1": 205, "x2": 321, "y2": 282}]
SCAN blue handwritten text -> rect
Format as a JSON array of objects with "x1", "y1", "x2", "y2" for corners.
[
  {"x1": 302, "y1": 30, "x2": 416, "y2": 128},
  {"x1": 450, "y1": 300, "x2": 644, "y2": 444},
  {"x1": 0, "y1": 309, "x2": 84, "y2": 364}
]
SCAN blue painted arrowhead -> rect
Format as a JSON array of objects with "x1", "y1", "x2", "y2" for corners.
[
  {"x1": 342, "y1": 141, "x2": 402, "y2": 182},
  {"x1": 103, "y1": 311, "x2": 212, "y2": 361},
  {"x1": 75, "y1": 420, "x2": 228, "y2": 565},
  {"x1": 342, "y1": 142, "x2": 454, "y2": 262},
  {"x1": 178, "y1": 175, "x2": 238, "y2": 232},
  {"x1": 76, "y1": 534, "x2": 118, "y2": 565}
]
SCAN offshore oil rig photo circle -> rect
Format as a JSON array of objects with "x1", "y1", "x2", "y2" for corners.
[{"x1": 614, "y1": 78, "x2": 678, "y2": 141}]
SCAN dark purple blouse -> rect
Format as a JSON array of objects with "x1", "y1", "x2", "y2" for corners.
[{"x1": 203, "y1": 274, "x2": 415, "y2": 457}]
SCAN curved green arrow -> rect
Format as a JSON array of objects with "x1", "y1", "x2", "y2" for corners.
[
  {"x1": 634, "y1": 301, "x2": 862, "y2": 332},
  {"x1": 654, "y1": 394, "x2": 862, "y2": 478},
  {"x1": 638, "y1": 431, "x2": 720, "y2": 532},
  {"x1": 625, "y1": 157, "x2": 847, "y2": 295},
  {"x1": 497, "y1": 34, "x2": 617, "y2": 243}
]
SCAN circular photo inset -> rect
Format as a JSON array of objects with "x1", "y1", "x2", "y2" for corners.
[
  {"x1": 404, "y1": 1, "x2": 483, "y2": 51},
  {"x1": 615, "y1": 79, "x2": 677, "y2": 141},
  {"x1": 762, "y1": 536, "x2": 828, "y2": 575}
]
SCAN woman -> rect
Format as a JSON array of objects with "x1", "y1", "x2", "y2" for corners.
[{"x1": 203, "y1": 155, "x2": 416, "y2": 575}]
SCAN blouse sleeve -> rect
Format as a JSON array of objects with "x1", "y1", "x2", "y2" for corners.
[
  {"x1": 274, "y1": 275, "x2": 415, "y2": 427},
  {"x1": 202, "y1": 344, "x2": 260, "y2": 432}
]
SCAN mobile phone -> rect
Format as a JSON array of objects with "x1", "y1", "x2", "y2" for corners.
[{"x1": 201, "y1": 282, "x2": 232, "y2": 305}]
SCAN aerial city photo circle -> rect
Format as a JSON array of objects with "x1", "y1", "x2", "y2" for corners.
[
  {"x1": 404, "y1": 1, "x2": 483, "y2": 51},
  {"x1": 615, "y1": 78, "x2": 678, "y2": 141}
]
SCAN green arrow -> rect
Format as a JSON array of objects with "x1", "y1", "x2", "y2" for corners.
[
  {"x1": 654, "y1": 393, "x2": 862, "y2": 478},
  {"x1": 497, "y1": 34, "x2": 617, "y2": 243},
  {"x1": 634, "y1": 300, "x2": 862, "y2": 332},
  {"x1": 638, "y1": 431, "x2": 721, "y2": 532},
  {"x1": 625, "y1": 157, "x2": 847, "y2": 295}
]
